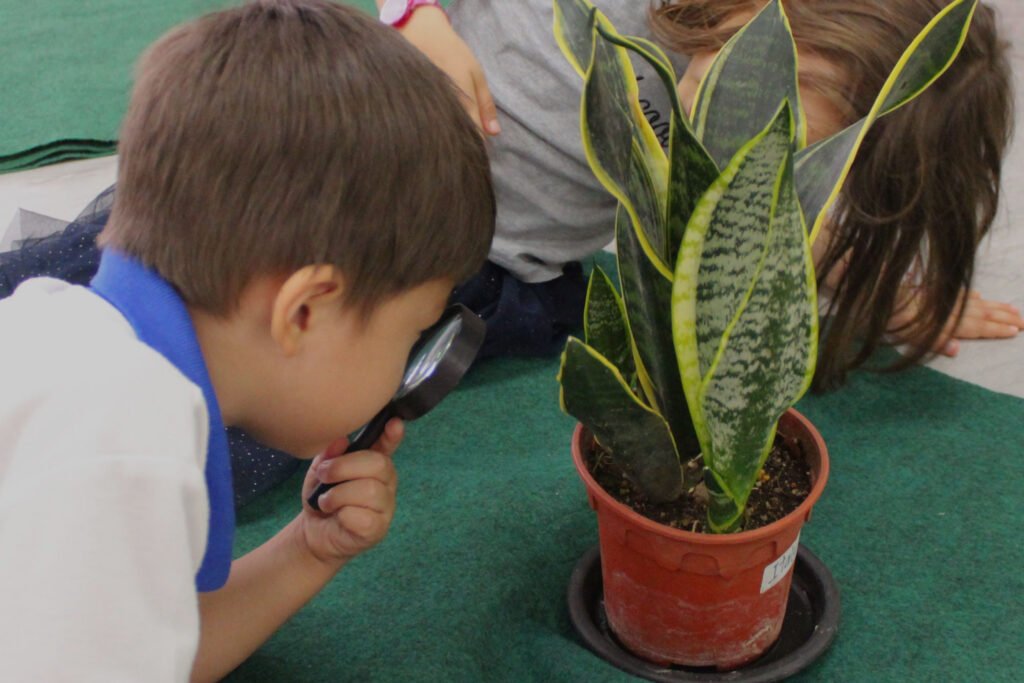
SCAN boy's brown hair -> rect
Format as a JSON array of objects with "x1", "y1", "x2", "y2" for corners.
[
  {"x1": 100, "y1": 0, "x2": 495, "y2": 316},
  {"x1": 652, "y1": 0, "x2": 1013, "y2": 388}
]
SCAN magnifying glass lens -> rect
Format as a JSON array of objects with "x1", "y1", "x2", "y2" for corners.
[{"x1": 399, "y1": 319, "x2": 461, "y2": 398}]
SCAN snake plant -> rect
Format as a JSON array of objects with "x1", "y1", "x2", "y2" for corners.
[{"x1": 554, "y1": 0, "x2": 979, "y2": 532}]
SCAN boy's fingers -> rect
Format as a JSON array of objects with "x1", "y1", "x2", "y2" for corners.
[
  {"x1": 334, "y1": 506, "x2": 389, "y2": 543},
  {"x1": 317, "y1": 436, "x2": 350, "y2": 467},
  {"x1": 324, "y1": 437, "x2": 350, "y2": 458},
  {"x1": 315, "y1": 478, "x2": 394, "y2": 516},
  {"x1": 372, "y1": 418, "x2": 404, "y2": 457},
  {"x1": 316, "y1": 450, "x2": 397, "y2": 488}
]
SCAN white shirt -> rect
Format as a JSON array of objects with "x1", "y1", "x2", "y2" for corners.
[{"x1": 0, "y1": 279, "x2": 210, "y2": 682}]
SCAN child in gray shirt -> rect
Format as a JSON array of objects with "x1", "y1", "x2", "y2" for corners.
[{"x1": 446, "y1": 0, "x2": 686, "y2": 357}]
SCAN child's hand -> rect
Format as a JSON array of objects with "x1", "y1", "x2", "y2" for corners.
[
  {"x1": 399, "y1": 7, "x2": 501, "y2": 136},
  {"x1": 889, "y1": 288, "x2": 1022, "y2": 356},
  {"x1": 936, "y1": 290, "x2": 1023, "y2": 356},
  {"x1": 298, "y1": 419, "x2": 403, "y2": 565}
]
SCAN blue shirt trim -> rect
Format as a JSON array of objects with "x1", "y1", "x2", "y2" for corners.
[{"x1": 90, "y1": 250, "x2": 234, "y2": 592}]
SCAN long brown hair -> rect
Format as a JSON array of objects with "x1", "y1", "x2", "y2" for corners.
[
  {"x1": 101, "y1": 0, "x2": 495, "y2": 316},
  {"x1": 652, "y1": 0, "x2": 1013, "y2": 389}
]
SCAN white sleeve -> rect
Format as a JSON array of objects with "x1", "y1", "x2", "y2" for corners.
[{"x1": 0, "y1": 355, "x2": 210, "y2": 683}]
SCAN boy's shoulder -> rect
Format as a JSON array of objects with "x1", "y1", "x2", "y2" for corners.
[{"x1": 0, "y1": 279, "x2": 209, "y2": 473}]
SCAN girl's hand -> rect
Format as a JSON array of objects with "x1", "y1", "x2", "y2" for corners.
[
  {"x1": 298, "y1": 419, "x2": 403, "y2": 565},
  {"x1": 936, "y1": 290, "x2": 1023, "y2": 356},
  {"x1": 399, "y1": 7, "x2": 500, "y2": 136},
  {"x1": 889, "y1": 288, "x2": 1022, "y2": 357}
]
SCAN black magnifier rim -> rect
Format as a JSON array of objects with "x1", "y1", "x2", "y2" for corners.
[
  {"x1": 305, "y1": 304, "x2": 485, "y2": 512},
  {"x1": 392, "y1": 303, "x2": 485, "y2": 420}
]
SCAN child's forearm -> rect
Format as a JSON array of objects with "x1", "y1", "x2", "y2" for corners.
[{"x1": 189, "y1": 516, "x2": 346, "y2": 683}]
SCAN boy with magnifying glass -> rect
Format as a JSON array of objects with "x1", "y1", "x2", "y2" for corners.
[{"x1": 0, "y1": 1, "x2": 494, "y2": 680}]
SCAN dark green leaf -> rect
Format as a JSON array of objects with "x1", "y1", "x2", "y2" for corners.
[
  {"x1": 555, "y1": 1, "x2": 672, "y2": 266},
  {"x1": 552, "y1": 0, "x2": 598, "y2": 77},
  {"x1": 558, "y1": 338, "x2": 683, "y2": 502},
  {"x1": 616, "y1": 205, "x2": 699, "y2": 460},
  {"x1": 594, "y1": 26, "x2": 723, "y2": 265},
  {"x1": 583, "y1": 266, "x2": 635, "y2": 380},
  {"x1": 691, "y1": 0, "x2": 806, "y2": 168},
  {"x1": 795, "y1": 0, "x2": 978, "y2": 241}
]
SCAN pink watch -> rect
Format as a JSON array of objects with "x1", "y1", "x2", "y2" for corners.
[{"x1": 379, "y1": 0, "x2": 446, "y2": 28}]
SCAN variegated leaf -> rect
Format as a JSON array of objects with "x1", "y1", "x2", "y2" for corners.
[
  {"x1": 700, "y1": 147, "x2": 817, "y2": 531},
  {"x1": 698, "y1": 106, "x2": 795, "y2": 383},
  {"x1": 796, "y1": 0, "x2": 978, "y2": 242},
  {"x1": 584, "y1": 265, "x2": 635, "y2": 381},
  {"x1": 691, "y1": 0, "x2": 807, "y2": 168},
  {"x1": 558, "y1": 338, "x2": 683, "y2": 502},
  {"x1": 672, "y1": 103, "x2": 795, "y2": 459}
]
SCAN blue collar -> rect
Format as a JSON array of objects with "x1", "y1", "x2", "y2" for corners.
[{"x1": 90, "y1": 250, "x2": 234, "y2": 592}]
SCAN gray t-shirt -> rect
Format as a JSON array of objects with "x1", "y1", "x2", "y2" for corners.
[{"x1": 450, "y1": 0, "x2": 687, "y2": 282}]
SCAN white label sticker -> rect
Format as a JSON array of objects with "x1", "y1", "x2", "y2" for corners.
[{"x1": 761, "y1": 533, "x2": 800, "y2": 594}]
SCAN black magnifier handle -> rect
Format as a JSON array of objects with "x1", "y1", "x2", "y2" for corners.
[{"x1": 306, "y1": 402, "x2": 396, "y2": 512}]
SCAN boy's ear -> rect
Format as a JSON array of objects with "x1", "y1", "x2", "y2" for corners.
[{"x1": 269, "y1": 265, "x2": 347, "y2": 356}]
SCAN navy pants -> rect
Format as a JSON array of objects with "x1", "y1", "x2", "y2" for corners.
[{"x1": 451, "y1": 260, "x2": 586, "y2": 361}]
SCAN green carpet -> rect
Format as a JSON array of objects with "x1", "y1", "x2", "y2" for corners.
[
  {"x1": 0, "y1": 0, "x2": 379, "y2": 173},
  {"x1": 224, "y1": 262, "x2": 1024, "y2": 682},
  {"x1": 8, "y1": 4, "x2": 1022, "y2": 679}
]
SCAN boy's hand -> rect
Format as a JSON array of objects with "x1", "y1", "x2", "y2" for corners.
[
  {"x1": 399, "y1": 7, "x2": 501, "y2": 136},
  {"x1": 299, "y1": 419, "x2": 403, "y2": 565}
]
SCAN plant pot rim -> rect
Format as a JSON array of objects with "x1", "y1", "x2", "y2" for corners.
[{"x1": 571, "y1": 407, "x2": 829, "y2": 546}]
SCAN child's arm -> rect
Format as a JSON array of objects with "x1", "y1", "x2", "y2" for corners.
[
  {"x1": 376, "y1": 0, "x2": 500, "y2": 135},
  {"x1": 189, "y1": 420, "x2": 404, "y2": 683}
]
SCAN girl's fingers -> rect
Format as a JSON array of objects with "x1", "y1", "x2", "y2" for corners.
[
  {"x1": 983, "y1": 309, "x2": 1023, "y2": 327},
  {"x1": 474, "y1": 68, "x2": 500, "y2": 136},
  {"x1": 954, "y1": 299, "x2": 1023, "y2": 339}
]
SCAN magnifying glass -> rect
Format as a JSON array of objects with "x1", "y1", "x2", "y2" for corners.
[{"x1": 307, "y1": 304, "x2": 485, "y2": 511}]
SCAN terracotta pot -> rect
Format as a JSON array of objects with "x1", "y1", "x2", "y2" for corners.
[{"x1": 572, "y1": 408, "x2": 829, "y2": 670}]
